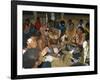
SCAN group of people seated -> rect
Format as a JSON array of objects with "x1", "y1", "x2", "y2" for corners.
[{"x1": 23, "y1": 16, "x2": 90, "y2": 68}]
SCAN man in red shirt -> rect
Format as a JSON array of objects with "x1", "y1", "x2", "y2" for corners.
[{"x1": 34, "y1": 17, "x2": 42, "y2": 31}]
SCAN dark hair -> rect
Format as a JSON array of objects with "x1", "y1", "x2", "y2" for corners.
[
  {"x1": 68, "y1": 19, "x2": 72, "y2": 22},
  {"x1": 36, "y1": 16, "x2": 40, "y2": 21},
  {"x1": 85, "y1": 32, "x2": 89, "y2": 41},
  {"x1": 78, "y1": 27, "x2": 84, "y2": 33},
  {"x1": 60, "y1": 20, "x2": 65, "y2": 25},
  {"x1": 80, "y1": 19, "x2": 83, "y2": 22},
  {"x1": 25, "y1": 18, "x2": 30, "y2": 23},
  {"x1": 86, "y1": 22, "x2": 89, "y2": 29}
]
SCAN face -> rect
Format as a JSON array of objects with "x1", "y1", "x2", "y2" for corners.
[
  {"x1": 69, "y1": 24, "x2": 74, "y2": 31},
  {"x1": 77, "y1": 28, "x2": 83, "y2": 34},
  {"x1": 68, "y1": 20, "x2": 72, "y2": 24}
]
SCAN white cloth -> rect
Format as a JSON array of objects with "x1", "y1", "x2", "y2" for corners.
[
  {"x1": 83, "y1": 41, "x2": 89, "y2": 63},
  {"x1": 53, "y1": 48, "x2": 59, "y2": 54},
  {"x1": 44, "y1": 55, "x2": 53, "y2": 62},
  {"x1": 69, "y1": 49, "x2": 74, "y2": 54},
  {"x1": 61, "y1": 34, "x2": 68, "y2": 42},
  {"x1": 23, "y1": 49, "x2": 26, "y2": 54},
  {"x1": 78, "y1": 24, "x2": 84, "y2": 28},
  {"x1": 27, "y1": 38, "x2": 32, "y2": 43}
]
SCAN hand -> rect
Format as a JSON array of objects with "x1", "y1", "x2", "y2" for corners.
[{"x1": 41, "y1": 47, "x2": 48, "y2": 56}]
